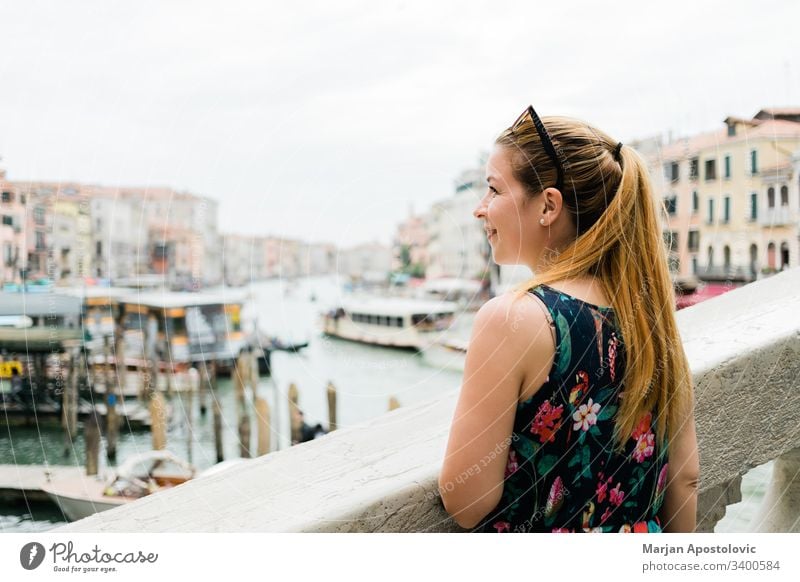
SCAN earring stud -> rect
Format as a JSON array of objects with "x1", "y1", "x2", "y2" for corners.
[{"x1": 539, "y1": 218, "x2": 546, "y2": 225}]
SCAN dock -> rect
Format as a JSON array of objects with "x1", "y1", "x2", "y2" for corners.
[{"x1": 0, "y1": 464, "x2": 92, "y2": 504}]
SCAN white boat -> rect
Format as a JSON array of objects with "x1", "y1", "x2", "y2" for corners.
[
  {"x1": 420, "y1": 337, "x2": 469, "y2": 372},
  {"x1": 320, "y1": 296, "x2": 458, "y2": 350},
  {"x1": 41, "y1": 450, "x2": 196, "y2": 522}
]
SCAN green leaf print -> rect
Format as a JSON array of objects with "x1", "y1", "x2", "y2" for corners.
[
  {"x1": 536, "y1": 454, "x2": 559, "y2": 476},
  {"x1": 580, "y1": 447, "x2": 592, "y2": 478},
  {"x1": 595, "y1": 386, "x2": 615, "y2": 402},
  {"x1": 514, "y1": 438, "x2": 540, "y2": 461},
  {"x1": 597, "y1": 404, "x2": 617, "y2": 421},
  {"x1": 554, "y1": 311, "x2": 572, "y2": 377}
]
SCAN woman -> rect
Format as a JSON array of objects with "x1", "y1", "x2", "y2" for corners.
[{"x1": 438, "y1": 106, "x2": 699, "y2": 533}]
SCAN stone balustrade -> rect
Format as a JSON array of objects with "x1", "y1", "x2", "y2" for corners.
[{"x1": 59, "y1": 267, "x2": 800, "y2": 533}]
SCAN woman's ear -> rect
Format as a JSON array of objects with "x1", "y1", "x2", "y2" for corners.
[{"x1": 540, "y1": 187, "x2": 564, "y2": 219}]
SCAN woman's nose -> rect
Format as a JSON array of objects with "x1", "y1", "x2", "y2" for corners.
[{"x1": 473, "y1": 195, "x2": 487, "y2": 219}]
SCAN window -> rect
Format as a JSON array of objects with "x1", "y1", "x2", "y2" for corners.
[
  {"x1": 724, "y1": 155, "x2": 731, "y2": 179},
  {"x1": 689, "y1": 158, "x2": 699, "y2": 181},
  {"x1": 707, "y1": 246, "x2": 714, "y2": 268},
  {"x1": 664, "y1": 231, "x2": 679, "y2": 253},
  {"x1": 664, "y1": 195, "x2": 677, "y2": 216},
  {"x1": 96, "y1": 240, "x2": 102, "y2": 256},
  {"x1": 750, "y1": 193, "x2": 758, "y2": 221},
  {"x1": 723, "y1": 196, "x2": 731, "y2": 223},
  {"x1": 692, "y1": 190, "x2": 699, "y2": 213},
  {"x1": 780, "y1": 185, "x2": 789, "y2": 206},
  {"x1": 667, "y1": 162, "x2": 679, "y2": 183},
  {"x1": 34, "y1": 206, "x2": 45, "y2": 225},
  {"x1": 750, "y1": 149, "x2": 758, "y2": 174},
  {"x1": 688, "y1": 230, "x2": 699, "y2": 252},
  {"x1": 1, "y1": 191, "x2": 12, "y2": 204},
  {"x1": 35, "y1": 231, "x2": 45, "y2": 250},
  {"x1": 3, "y1": 243, "x2": 11, "y2": 264},
  {"x1": 1, "y1": 215, "x2": 12, "y2": 227},
  {"x1": 708, "y1": 198, "x2": 715, "y2": 223},
  {"x1": 767, "y1": 187, "x2": 775, "y2": 208},
  {"x1": 705, "y1": 159, "x2": 717, "y2": 181},
  {"x1": 724, "y1": 246, "x2": 731, "y2": 270}
]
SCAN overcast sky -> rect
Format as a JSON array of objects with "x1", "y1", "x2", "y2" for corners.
[{"x1": 1, "y1": 0, "x2": 798, "y2": 247}]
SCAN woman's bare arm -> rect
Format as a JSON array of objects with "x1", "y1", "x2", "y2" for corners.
[{"x1": 659, "y1": 408, "x2": 700, "y2": 532}]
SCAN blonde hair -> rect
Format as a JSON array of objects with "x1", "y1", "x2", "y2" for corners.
[{"x1": 496, "y1": 114, "x2": 693, "y2": 453}]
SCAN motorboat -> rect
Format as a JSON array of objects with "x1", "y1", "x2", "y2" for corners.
[{"x1": 41, "y1": 450, "x2": 196, "y2": 522}]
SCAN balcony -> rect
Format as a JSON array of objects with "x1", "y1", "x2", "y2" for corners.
[
  {"x1": 59, "y1": 268, "x2": 800, "y2": 533},
  {"x1": 759, "y1": 206, "x2": 792, "y2": 227}
]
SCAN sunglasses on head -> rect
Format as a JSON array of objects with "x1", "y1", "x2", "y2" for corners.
[{"x1": 511, "y1": 105, "x2": 565, "y2": 193}]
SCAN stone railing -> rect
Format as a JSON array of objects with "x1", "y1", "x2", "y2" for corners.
[{"x1": 59, "y1": 267, "x2": 800, "y2": 533}]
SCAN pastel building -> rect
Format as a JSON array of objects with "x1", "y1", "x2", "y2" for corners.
[
  {"x1": 425, "y1": 165, "x2": 490, "y2": 281},
  {"x1": 649, "y1": 108, "x2": 800, "y2": 280}
]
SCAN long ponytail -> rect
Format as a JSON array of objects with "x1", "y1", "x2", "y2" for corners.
[{"x1": 497, "y1": 116, "x2": 693, "y2": 452}]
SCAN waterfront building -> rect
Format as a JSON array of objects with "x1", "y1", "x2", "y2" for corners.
[
  {"x1": 648, "y1": 108, "x2": 800, "y2": 280},
  {"x1": 425, "y1": 164, "x2": 489, "y2": 281},
  {"x1": 337, "y1": 241, "x2": 393, "y2": 282},
  {"x1": 0, "y1": 171, "x2": 27, "y2": 285},
  {"x1": 393, "y1": 205, "x2": 429, "y2": 276}
]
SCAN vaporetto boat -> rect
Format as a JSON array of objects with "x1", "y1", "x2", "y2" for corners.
[{"x1": 320, "y1": 296, "x2": 458, "y2": 350}]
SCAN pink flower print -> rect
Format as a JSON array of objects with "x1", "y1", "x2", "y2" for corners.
[
  {"x1": 595, "y1": 475, "x2": 612, "y2": 503},
  {"x1": 655, "y1": 463, "x2": 669, "y2": 498},
  {"x1": 632, "y1": 432, "x2": 655, "y2": 463},
  {"x1": 609, "y1": 482, "x2": 625, "y2": 507},
  {"x1": 504, "y1": 449, "x2": 519, "y2": 478},
  {"x1": 572, "y1": 398, "x2": 601, "y2": 431},
  {"x1": 608, "y1": 333, "x2": 619, "y2": 381},
  {"x1": 493, "y1": 521, "x2": 511, "y2": 533},
  {"x1": 551, "y1": 527, "x2": 572, "y2": 533},
  {"x1": 600, "y1": 506, "x2": 613, "y2": 524},
  {"x1": 544, "y1": 476, "x2": 566, "y2": 518},
  {"x1": 531, "y1": 400, "x2": 564, "y2": 444}
]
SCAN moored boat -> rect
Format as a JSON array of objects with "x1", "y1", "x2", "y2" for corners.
[
  {"x1": 320, "y1": 296, "x2": 458, "y2": 350},
  {"x1": 40, "y1": 450, "x2": 196, "y2": 522}
]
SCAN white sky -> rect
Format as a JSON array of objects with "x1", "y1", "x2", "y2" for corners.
[{"x1": 1, "y1": 0, "x2": 798, "y2": 247}]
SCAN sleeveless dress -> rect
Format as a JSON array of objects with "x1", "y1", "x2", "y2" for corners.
[{"x1": 472, "y1": 283, "x2": 669, "y2": 533}]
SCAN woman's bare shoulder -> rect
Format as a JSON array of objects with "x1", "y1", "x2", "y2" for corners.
[{"x1": 471, "y1": 292, "x2": 553, "y2": 361}]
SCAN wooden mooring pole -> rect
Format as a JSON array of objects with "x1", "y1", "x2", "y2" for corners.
[
  {"x1": 235, "y1": 352, "x2": 251, "y2": 458},
  {"x1": 104, "y1": 336, "x2": 119, "y2": 462},
  {"x1": 84, "y1": 411, "x2": 100, "y2": 477},
  {"x1": 327, "y1": 381, "x2": 337, "y2": 432},
  {"x1": 62, "y1": 350, "x2": 79, "y2": 457},
  {"x1": 211, "y1": 361, "x2": 224, "y2": 463},
  {"x1": 288, "y1": 382, "x2": 301, "y2": 445}
]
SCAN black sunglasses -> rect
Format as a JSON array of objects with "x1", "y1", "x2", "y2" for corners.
[{"x1": 511, "y1": 105, "x2": 565, "y2": 193}]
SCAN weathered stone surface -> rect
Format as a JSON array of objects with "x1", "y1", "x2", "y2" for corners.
[
  {"x1": 60, "y1": 268, "x2": 800, "y2": 532},
  {"x1": 751, "y1": 447, "x2": 800, "y2": 532}
]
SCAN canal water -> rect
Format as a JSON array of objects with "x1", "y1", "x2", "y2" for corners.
[{"x1": 0, "y1": 275, "x2": 768, "y2": 532}]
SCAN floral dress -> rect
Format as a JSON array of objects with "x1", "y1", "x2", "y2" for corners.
[{"x1": 472, "y1": 284, "x2": 669, "y2": 533}]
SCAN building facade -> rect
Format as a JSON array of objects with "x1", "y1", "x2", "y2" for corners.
[
  {"x1": 648, "y1": 108, "x2": 800, "y2": 280},
  {"x1": 425, "y1": 166, "x2": 490, "y2": 281}
]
